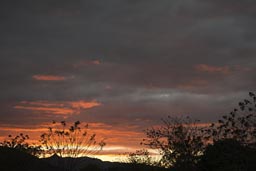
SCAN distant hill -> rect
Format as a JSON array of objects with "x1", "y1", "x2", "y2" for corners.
[
  {"x1": 0, "y1": 147, "x2": 63, "y2": 171},
  {"x1": 42, "y1": 154, "x2": 168, "y2": 171},
  {"x1": 0, "y1": 147, "x2": 167, "y2": 171},
  {"x1": 42, "y1": 154, "x2": 103, "y2": 171}
]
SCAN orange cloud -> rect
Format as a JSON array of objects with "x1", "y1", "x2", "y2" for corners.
[
  {"x1": 195, "y1": 64, "x2": 230, "y2": 74},
  {"x1": 14, "y1": 100, "x2": 101, "y2": 115},
  {"x1": 91, "y1": 60, "x2": 101, "y2": 65},
  {"x1": 0, "y1": 121, "x2": 145, "y2": 159},
  {"x1": 69, "y1": 100, "x2": 101, "y2": 109},
  {"x1": 14, "y1": 106, "x2": 74, "y2": 115},
  {"x1": 32, "y1": 75, "x2": 66, "y2": 81},
  {"x1": 0, "y1": 120, "x2": 214, "y2": 161},
  {"x1": 0, "y1": 124, "x2": 51, "y2": 144}
]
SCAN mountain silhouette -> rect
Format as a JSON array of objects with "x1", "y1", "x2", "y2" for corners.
[
  {"x1": 0, "y1": 147, "x2": 63, "y2": 171},
  {"x1": 43, "y1": 154, "x2": 167, "y2": 171},
  {"x1": 0, "y1": 147, "x2": 167, "y2": 171}
]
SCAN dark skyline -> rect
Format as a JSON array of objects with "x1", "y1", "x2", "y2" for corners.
[{"x1": 0, "y1": 0, "x2": 256, "y2": 160}]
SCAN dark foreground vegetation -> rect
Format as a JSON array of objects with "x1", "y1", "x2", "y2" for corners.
[
  {"x1": 0, "y1": 92, "x2": 256, "y2": 171},
  {"x1": 1, "y1": 144, "x2": 255, "y2": 171}
]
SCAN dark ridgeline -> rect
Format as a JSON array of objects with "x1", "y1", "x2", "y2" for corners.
[
  {"x1": 42, "y1": 153, "x2": 169, "y2": 171},
  {"x1": 0, "y1": 147, "x2": 63, "y2": 171},
  {"x1": 0, "y1": 147, "x2": 167, "y2": 171}
]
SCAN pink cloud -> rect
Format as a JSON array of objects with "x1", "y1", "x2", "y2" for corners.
[{"x1": 32, "y1": 75, "x2": 66, "y2": 81}]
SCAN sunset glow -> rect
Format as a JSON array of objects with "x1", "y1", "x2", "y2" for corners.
[
  {"x1": 13, "y1": 100, "x2": 101, "y2": 115},
  {"x1": 0, "y1": 0, "x2": 255, "y2": 164},
  {"x1": 32, "y1": 75, "x2": 67, "y2": 81}
]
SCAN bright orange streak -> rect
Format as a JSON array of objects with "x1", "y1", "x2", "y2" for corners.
[
  {"x1": 0, "y1": 122, "x2": 144, "y2": 161},
  {"x1": 14, "y1": 106, "x2": 74, "y2": 115},
  {"x1": 14, "y1": 100, "x2": 101, "y2": 115},
  {"x1": 0, "y1": 121, "x2": 211, "y2": 161},
  {"x1": 32, "y1": 75, "x2": 66, "y2": 81},
  {"x1": 69, "y1": 100, "x2": 101, "y2": 109}
]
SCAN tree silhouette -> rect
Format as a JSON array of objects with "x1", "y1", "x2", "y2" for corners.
[
  {"x1": 142, "y1": 116, "x2": 205, "y2": 170},
  {"x1": 205, "y1": 92, "x2": 256, "y2": 147},
  {"x1": 199, "y1": 92, "x2": 256, "y2": 171},
  {"x1": 40, "y1": 121, "x2": 105, "y2": 158},
  {"x1": 199, "y1": 139, "x2": 256, "y2": 171}
]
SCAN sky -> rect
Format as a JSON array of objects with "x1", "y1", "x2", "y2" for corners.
[{"x1": 0, "y1": 0, "x2": 256, "y2": 161}]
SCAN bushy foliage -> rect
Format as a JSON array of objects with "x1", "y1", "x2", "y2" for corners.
[
  {"x1": 142, "y1": 116, "x2": 205, "y2": 170},
  {"x1": 199, "y1": 139, "x2": 256, "y2": 171},
  {"x1": 205, "y1": 92, "x2": 256, "y2": 147},
  {"x1": 0, "y1": 133, "x2": 42, "y2": 157},
  {"x1": 198, "y1": 92, "x2": 256, "y2": 171},
  {"x1": 127, "y1": 149, "x2": 156, "y2": 166},
  {"x1": 40, "y1": 120, "x2": 106, "y2": 158}
]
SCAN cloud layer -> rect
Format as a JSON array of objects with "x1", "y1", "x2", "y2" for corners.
[{"x1": 0, "y1": 0, "x2": 255, "y2": 159}]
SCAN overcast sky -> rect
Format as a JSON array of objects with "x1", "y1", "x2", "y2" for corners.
[{"x1": 0, "y1": 0, "x2": 256, "y2": 158}]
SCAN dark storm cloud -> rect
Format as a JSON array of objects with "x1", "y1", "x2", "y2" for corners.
[{"x1": 0, "y1": 0, "x2": 256, "y2": 130}]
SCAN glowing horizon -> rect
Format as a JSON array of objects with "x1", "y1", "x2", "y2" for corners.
[{"x1": 1, "y1": 0, "x2": 255, "y2": 164}]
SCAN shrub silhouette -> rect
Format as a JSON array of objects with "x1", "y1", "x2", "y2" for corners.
[
  {"x1": 204, "y1": 92, "x2": 256, "y2": 147},
  {"x1": 39, "y1": 121, "x2": 105, "y2": 171},
  {"x1": 127, "y1": 149, "x2": 155, "y2": 165},
  {"x1": 40, "y1": 121, "x2": 105, "y2": 158},
  {"x1": 142, "y1": 116, "x2": 205, "y2": 170},
  {"x1": 199, "y1": 92, "x2": 256, "y2": 171},
  {"x1": 0, "y1": 133, "x2": 42, "y2": 157},
  {"x1": 199, "y1": 139, "x2": 256, "y2": 171}
]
